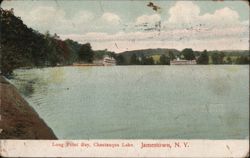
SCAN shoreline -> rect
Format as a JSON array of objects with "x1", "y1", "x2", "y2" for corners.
[{"x1": 0, "y1": 75, "x2": 57, "y2": 139}]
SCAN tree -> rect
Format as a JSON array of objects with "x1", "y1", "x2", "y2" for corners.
[
  {"x1": 169, "y1": 51, "x2": 176, "y2": 60},
  {"x1": 226, "y1": 56, "x2": 232, "y2": 64},
  {"x1": 130, "y1": 53, "x2": 139, "y2": 65},
  {"x1": 159, "y1": 54, "x2": 170, "y2": 65},
  {"x1": 0, "y1": 8, "x2": 97, "y2": 75},
  {"x1": 116, "y1": 54, "x2": 125, "y2": 65},
  {"x1": 197, "y1": 50, "x2": 209, "y2": 64},
  {"x1": 219, "y1": 52, "x2": 225, "y2": 64},
  {"x1": 0, "y1": 44, "x2": 22, "y2": 76},
  {"x1": 236, "y1": 56, "x2": 249, "y2": 64},
  {"x1": 146, "y1": 57, "x2": 154, "y2": 65},
  {"x1": 44, "y1": 35, "x2": 60, "y2": 66},
  {"x1": 65, "y1": 39, "x2": 82, "y2": 63},
  {"x1": 181, "y1": 48, "x2": 195, "y2": 60},
  {"x1": 78, "y1": 43, "x2": 94, "y2": 63},
  {"x1": 211, "y1": 53, "x2": 219, "y2": 64},
  {"x1": 141, "y1": 56, "x2": 154, "y2": 65},
  {"x1": 211, "y1": 53, "x2": 224, "y2": 64}
]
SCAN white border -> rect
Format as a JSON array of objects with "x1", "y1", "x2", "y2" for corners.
[{"x1": 0, "y1": 139, "x2": 249, "y2": 157}]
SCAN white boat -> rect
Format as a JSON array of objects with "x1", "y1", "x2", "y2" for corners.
[
  {"x1": 103, "y1": 56, "x2": 116, "y2": 66},
  {"x1": 170, "y1": 58, "x2": 196, "y2": 65}
]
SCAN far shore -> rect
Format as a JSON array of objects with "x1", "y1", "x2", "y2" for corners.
[{"x1": 0, "y1": 75, "x2": 57, "y2": 139}]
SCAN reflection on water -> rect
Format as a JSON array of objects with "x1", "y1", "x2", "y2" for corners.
[
  {"x1": 17, "y1": 79, "x2": 35, "y2": 97},
  {"x1": 49, "y1": 67, "x2": 65, "y2": 84},
  {"x1": 12, "y1": 75, "x2": 46, "y2": 98},
  {"x1": 10, "y1": 66, "x2": 249, "y2": 139}
]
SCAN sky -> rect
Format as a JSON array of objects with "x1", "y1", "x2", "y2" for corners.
[{"x1": 2, "y1": 0, "x2": 249, "y2": 53}]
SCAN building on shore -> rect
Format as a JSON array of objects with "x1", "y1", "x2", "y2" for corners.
[{"x1": 170, "y1": 58, "x2": 197, "y2": 65}]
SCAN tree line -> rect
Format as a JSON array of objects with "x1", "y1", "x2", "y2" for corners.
[
  {"x1": 120, "y1": 48, "x2": 249, "y2": 65},
  {"x1": 0, "y1": 8, "x2": 94, "y2": 76}
]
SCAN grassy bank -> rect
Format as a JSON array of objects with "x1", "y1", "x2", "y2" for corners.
[{"x1": 0, "y1": 76, "x2": 57, "y2": 139}]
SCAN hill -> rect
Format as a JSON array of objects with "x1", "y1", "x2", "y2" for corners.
[
  {"x1": 116, "y1": 48, "x2": 249, "y2": 65},
  {"x1": 118, "y1": 48, "x2": 180, "y2": 64},
  {"x1": 207, "y1": 50, "x2": 249, "y2": 56}
]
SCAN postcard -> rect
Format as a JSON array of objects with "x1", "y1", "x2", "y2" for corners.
[{"x1": 0, "y1": 0, "x2": 249, "y2": 157}]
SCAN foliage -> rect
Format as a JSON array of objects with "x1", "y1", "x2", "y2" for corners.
[
  {"x1": 78, "y1": 43, "x2": 94, "y2": 63},
  {"x1": 181, "y1": 48, "x2": 195, "y2": 60},
  {"x1": 130, "y1": 54, "x2": 140, "y2": 65},
  {"x1": 0, "y1": 44, "x2": 23, "y2": 75},
  {"x1": 94, "y1": 49, "x2": 116, "y2": 60},
  {"x1": 226, "y1": 56, "x2": 232, "y2": 64},
  {"x1": 159, "y1": 55, "x2": 170, "y2": 65},
  {"x1": 0, "y1": 8, "x2": 91, "y2": 75},
  {"x1": 236, "y1": 56, "x2": 250, "y2": 64},
  {"x1": 211, "y1": 52, "x2": 225, "y2": 64},
  {"x1": 116, "y1": 54, "x2": 126, "y2": 65},
  {"x1": 197, "y1": 50, "x2": 209, "y2": 64},
  {"x1": 169, "y1": 51, "x2": 176, "y2": 60},
  {"x1": 141, "y1": 56, "x2": 154, "y2": 65},
  {"x1": 120, "y1": 48, "x2": 180, "y2": 64}
]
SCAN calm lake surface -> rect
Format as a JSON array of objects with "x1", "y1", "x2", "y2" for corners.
[{"x1": 10, "y1": 65, "x2": 249, "y2": 139}]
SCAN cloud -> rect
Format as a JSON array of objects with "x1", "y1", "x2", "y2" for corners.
[
  {"x1": 199, "y1": 7, "x2": 241, "y2": 27},
  {"x1": 157, "y1": 0, "x2": 248, "y2": 53},
  {"x1": 59, "y1": 1, "x2": 248, "y2": 49},
  {"x1": 60, "y1": 24, "x2": 248, "y2": 43},
  {"x1": 12, "y1": 6, "x2": 95, "y2": 34},
  {"x1": 59, "y1": 1, "x2": 249, "y2": 52},
  {"x1": 135, "y1": 14, "x2": 161, "y2": 25},
  {"x1": 14, "y1": 6, "x2": 64, "y2": 28},
  {"x1": 11, "y1": 6, "x2": 122, "y2": 34},
  {"x1": 165, "y1": 1, "x2": 242, "y2": 29},
  {"x1": 29, "y1": 6, "x2": 64, "y2": 25},
  {"x1": 60, "y1": 33, "x2": 249, "y2": 53},
  {"x1": 133, "y1": 14, "x2": 161, "y2": 32},
  {"x1": 59, "y1": 21, "x2": 248, "y2": 52},
  {"x1": 168, "y1": 1, "x2": 200, "y2": 23},
  {"x1": 72, "y1": 11, "x2": 95, "y2": 25},
  {"x1": 101, "y1": 12, "x2": 121, "y2": 25},
  {"x1": 7, "y1": 1, "x2": 248, "y2": 52}
]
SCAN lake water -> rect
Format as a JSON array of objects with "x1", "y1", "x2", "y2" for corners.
[{"x1": 10, "y1": 65, "x2": 249, "y2": 139}]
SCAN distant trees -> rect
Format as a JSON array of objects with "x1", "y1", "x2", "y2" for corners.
[
  {"x1": 94, "y1": 49, "x2": 116, "y2": 60},
  {"x1": 211, "y1": 52, "x2": 224, "y2": 64},
  {"x1": 236, "y1": 56, "x2": 249, "y2": 64},
  {"x1": 64, "y1": 39, "x2": 82, "y2": 63},
  {"x1": 211, "y1": 53, "x2": 219, "y2": 64},
  {"x1": 130, "y1": 54, "x2": 140, "y2": 65},
  {"x1": 197, "y1": 50, "x2": 209, "y2": 64},
  {"x1": 116, "y1": 54, "x2": 125, "y2": 65},
  {"x1": 181, "y1": 48, "x2": 195, "y2": 60},
  {"x1": 78, "y1": 43, "x2": 94, "y2": 63},
  {"x1": 220, "y1": 52, "x2": 225, "y2": 64},
  {"x1": 226, "y1": 56, "x2": 232, "y2": 64},
  {"x1": 141, "y1": 56, "x2": 154, "y2": 65},
  {"x1": 129, "y1": 54, "x2": 155, "y2": 65},
  {"x1": 159, "y1": 55, "x2": 170, "y2": 65},
  {"x1": 169, "y1": 51, "x2": 176, "y2": 60}
]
